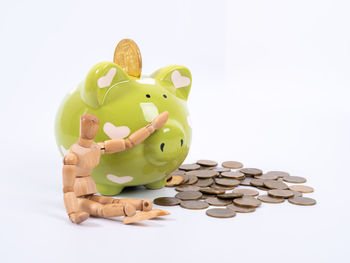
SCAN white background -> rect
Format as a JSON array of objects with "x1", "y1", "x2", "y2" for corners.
[{"x1": 1, "y1": 0, "x2": 349, "y2": 262}]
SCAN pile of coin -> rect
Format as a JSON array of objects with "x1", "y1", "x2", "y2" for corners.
[{"x1": 153, "y1": 160, "x2": 316, "y2": 219}]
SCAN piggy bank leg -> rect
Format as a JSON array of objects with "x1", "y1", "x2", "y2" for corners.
[
  {"x1": 145, "y1": 177, "x2": 167, "y2": 190},
  {"x1": 96, "y1": 183, "x2": 124, "y2": 196},
  {"x1": 90, "y1": 195, "x2": 152, "y2": 211}
]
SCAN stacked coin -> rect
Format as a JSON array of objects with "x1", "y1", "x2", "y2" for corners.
[{"x1": 153, "y1": 160, "x2": 317, "y2": 219}]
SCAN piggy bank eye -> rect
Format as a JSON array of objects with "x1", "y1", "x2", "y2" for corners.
[
  {"x1": 146, "y1": 94, "x2": 151, "y2": 98},
  {"x1": 163, "y1": 94, "x2": 167, "y2": 98}
]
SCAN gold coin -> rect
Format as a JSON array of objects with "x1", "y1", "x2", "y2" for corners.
[
  {"x1": 240, "y1": 168, "x2": 263, "y2": 176},
  {"x1": 180, "y1": 174, "x2": 189, "y2": 184},
  {"x1": 165, "y1": 175, "x2": 184, "y2": 187},
  {"x1": 113, "y1": 39, "x2": 142, "y2": 77},
  {"x1": 233, "y1": 196, "x2": 261, "y2": 208},
  {"x1": 179, "y1": 163, "x2": 201, "y2": 171},
  {"x1": 283, "y1": 176, "x2": 307, "y2": 184},
  {"x1": 184, "y1": 174, "x2": 199, "y2": 185},
  {"x1": 214, "y1": 178, "x2": 240, "y2": 187},
  {"x1": 205, "y1": 197, "x2": 232, "y2": 206},
  {"x1": 263, "y1": 180, "x2": 289, "y2": 190},
  {"x1": 199, "y1": 188, "x2": 225, "y2": 195},
  {"x1": 268, "y1": 189, "x2": 294, "y2": 198},
  {"x1": 194, "y1": 178, "x2": 214, "y2": 187},
  {"x1": 227, "y1": 204, "x2": 256, "y2": 213},
  {"x1": 256, "y1": 173, "x2": 279, "y2": 180},
  {"x1": 175, "y1": 185, "x2": 201, "y2": 192},
  {"x1": 265, "y1": 171, "x2": 290, "y2": 178},
  {"x1": 222, "y1": 161, "x2": 243, "y2": 169},
  {"x1": 240, "y1": 177, "x2": 253, "y2": 186},
  {"x1": 233, "y1": 188, "x2": 259, "y2": 196},
  {"x1": 257, "y1": 195, "x2": 284, "y2": 204},
  {"x1": 153, "y1": 197, "x2": 181, "y2": 206},
  {"x1": 175, "y1": 191, "x2": 202, "y2": 201},
  {"x1": 217, "y1": 192, "x2": 243, "y2": 199},
  {"x1": 209, "y1": 167, "x2": 231, "y2": 173},
  {"x1": 288, "y1": 196, "x2": 316, "y2": 206},
  {"x1": 206, "y1": 208, "x2": 236, "y2": 218},
  {"x1": 221, "y1": 171, "x2": 245, "y2": 180},
  {"x1": 187, "y1": 170, "x2": 218, "y2": 178},
  {"x1": 197, "y1": 159, "x2": 218, "y2": 167},
  {"x1": 180, "y1": 200, "x2": 209, "y2": 210},
  {"x1": 288, "y1": 185, "x2": 314, "y2": 193},
  {"x1": 250, "y1": 178, "x2": 266, "y2": 187},
  {"x1": 211, "y1": 183, "x2": 236, "y2": 190}
]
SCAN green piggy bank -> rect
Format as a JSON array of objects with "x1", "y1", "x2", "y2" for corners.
[{"x1": 55, "y1": 61, "x2": 192, "y2": 195}]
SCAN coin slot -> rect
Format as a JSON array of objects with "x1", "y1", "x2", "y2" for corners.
[
  {"x1": 146, "y1": 94, "x2": 151, "y2": 98},
  {"x1": 180, "y1": 139, "x2": 183, "y2": 146},
  {"x1": 160, "y1": 142, "x2": 165, "y2": 152}
]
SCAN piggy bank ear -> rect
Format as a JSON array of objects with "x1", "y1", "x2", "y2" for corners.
[
  {"x1": 81, "y1": 62, "x2": 130, "y2": 108},
  {"x1": 152, "y1": 65, "x2": 192, "y2": 100}
]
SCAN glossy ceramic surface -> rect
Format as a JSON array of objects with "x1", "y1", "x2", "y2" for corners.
[{"x1": 55, "y1": 62, "x2": 192, "y2": 195}]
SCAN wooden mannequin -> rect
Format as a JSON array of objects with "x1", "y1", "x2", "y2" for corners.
[{"x1": 62, "y1": 112, "x2": 169, "y2": 224}]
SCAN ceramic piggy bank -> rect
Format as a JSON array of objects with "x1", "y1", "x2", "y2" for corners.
[{"x1": 55, "y1": 61, "x2": 192, "y2": 195}]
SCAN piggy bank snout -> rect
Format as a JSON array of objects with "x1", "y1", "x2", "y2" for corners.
[
  {"x1": 145, "y1": 120, "x2": 187, "y2": 165},
  {"x1": 158, "y1": 136, "x2": 184, "y2": 153}
]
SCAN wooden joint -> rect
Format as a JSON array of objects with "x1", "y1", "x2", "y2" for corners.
[
  {"x1": 112, "y1": 199, "x2": 120, "y2": 204},
  {"x1": 97, "y1": 142, "x2": 105, "y2": 154},
  {"x1": 63, "y1": 153, "x2": 78, "y2": 165},
  {"x1": 78, "y1": 137, "x2": 93, "y2": 148},
  {"x1": 125, "y1": 138, "x2": 133, "y2": 149},
  {"x1": 146, "y1": 124, "x2": 155, "y2": 133},
  {"x1": 63, "y1": 187, "x2": 74, "y2": 193}
]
